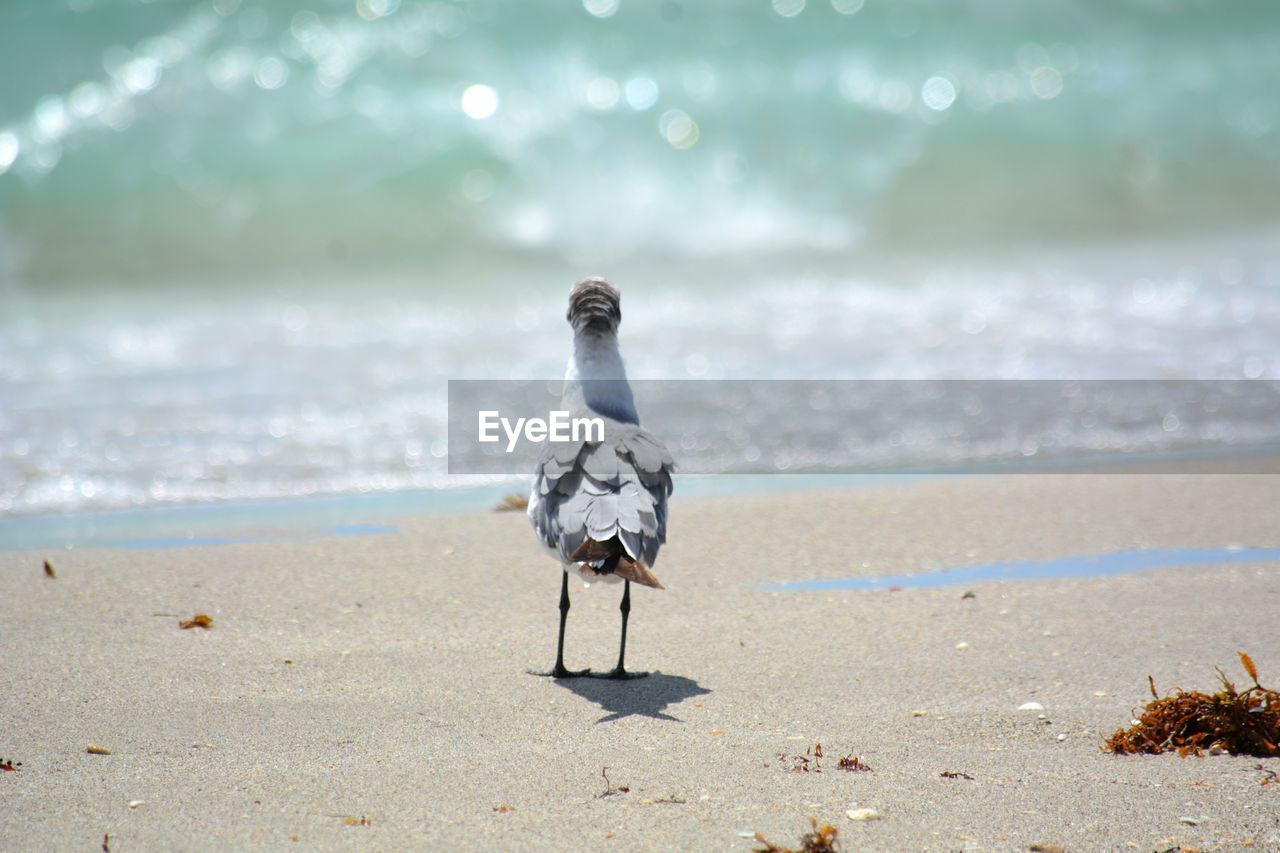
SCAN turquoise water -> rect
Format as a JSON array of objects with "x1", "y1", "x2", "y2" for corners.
[
  {"x1": 0, "y1": 473, "x2": 919, "y2": 550},
  {"x1": 93, "y1": 522, "x2": 397, "y2": 550},
  {"x1": 2, "y1": 1, "x2": 1279, "y2": 516},
  {"x1": 3, "y1": 1, "x2": 1280, "y2": 277},
  {"x1": 0, "y1": 487, "x2": 473, "y2": 551},
  {"x1": 760, "y1": 546, "x2": 1280, "y2": 591}
]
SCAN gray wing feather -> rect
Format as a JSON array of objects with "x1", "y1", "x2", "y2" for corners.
[
  {"x1": 623, "y1": 429, "x2": 672, "y2": 474},
  {"x1": 528, "y1": 416, "x2": 674, "y2": 566},
  {"x1": 580, "y1": 441, "x2": 620, "y2": 482}
]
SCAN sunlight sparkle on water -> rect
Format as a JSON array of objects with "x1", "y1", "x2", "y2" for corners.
[
  {"x1": 461, "y1": 84, "x2": 498, "y2": 119},
  {"x1": 624, "y1": 77, "x2": 659, "y2": 111},
  {"x1": 1031, "y1": 66, "x2": 1064, "y2": 99},
  {"x1": 119, "y1": 57, "x2": 162, "y2": 95},
  {"x1": 583, "y1": 0, "x2": 619, "y2": 18},
  {"x1": 921, "y1": 76, "x2": 957, "y2": 111},
  {"x1": 586, "y1": 76, "x2": 621, "y2": 110},
  {"x1": 659, "y1": 109, "x2": 699, "y2": 149},
  {"x1": 0, "y1": 132, "x2": 19, "y2": 174},
  {"x1": 33, "y1": 97, "x2": 70, "y2": 144},
  {"x1": 69, "y1": 83, "x2": 107, "y2": 119},
  {"x1": 253, "y1": 57, "x2": 289, "y2": 90},
  {"x1": 356, "y1": 0, "x2": 401, "y2": 21},
  {"x1": 773, "y1": 0, "x2": 806, "y2": 18}
]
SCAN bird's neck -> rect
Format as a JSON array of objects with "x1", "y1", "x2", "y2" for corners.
[
  {"x1": 563, "y1": 332, "x2": 639, "y2": 424},
  {"x1": 568, "y1": 331, "x2": 628, "y2": 381}
]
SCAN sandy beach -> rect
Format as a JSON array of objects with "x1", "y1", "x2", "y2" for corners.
[{"x1": 2, "y1": 473, "x2": 1279, "y2": 851}]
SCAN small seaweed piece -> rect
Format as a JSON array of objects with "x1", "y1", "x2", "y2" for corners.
[
  {"x1": 753, "y1": 818, "x2": 842, "y2": 853},
  {"x1": 595, "y1": 766, "x2": 629, "y2": 798},
  {"x1": 940, "y1": 770, "x2": 974, "y2": 780},
  {"x1": 1242, "y1": 651, "x2": 1260, "y2": 685},
  {"x1": 1, "y1": 758, "x2": 22, "y2": 772},
  {"x1": 1105, "y1": 652, "x2": 1280, "y2": 757},
  {"x1": 179, "y1": 613, "x2": 214, "y2": 630},
  {"x1": 43, "y1": 560, "x2": 56, "y2": 579},
  {"x1": 778, "y1": 744, "x2": 831, "y2": 773},
  {"x1": 1255, "y1": 763, "x2": 1279, "y2": 786},
  {"x1": 836, "y1": 754, "x2": 872, "y2": 773},
  {"x1": 776, "y1": 746, "x2": 871, "y2": 774},
  {"x1": 494, "y1": 494, "x2": 528, "y2": 512}
]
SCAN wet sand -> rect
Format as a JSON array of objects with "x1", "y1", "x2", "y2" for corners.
[{"x1": 2, "y1": 473, "x2": 1279, "y2": 851}]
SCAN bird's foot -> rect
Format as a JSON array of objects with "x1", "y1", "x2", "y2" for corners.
[
  {"x1": 528, "y1": 665, "x2": 592, "y2": 679},
  {"x1": 591, "y1": 668, "x2": 649, "y2": 680}
]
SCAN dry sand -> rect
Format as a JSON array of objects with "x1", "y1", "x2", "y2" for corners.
[{"x1": 2, "y1": 474, "x2": 1279, "y2": 851}]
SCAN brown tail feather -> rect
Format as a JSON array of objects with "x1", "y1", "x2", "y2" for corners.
[
  {"x1": 570, "y1": 539, "x2": 615, "y2": 563},
  {"x1": 569, "y1": 536, "x2": 664, "y2": 590},
  {"x1": 613, "y1": 557, "x2": 664, "y2": 589}
]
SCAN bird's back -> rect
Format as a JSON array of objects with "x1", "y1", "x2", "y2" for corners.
[{"x1": 528, "y1": 416, "x2": 673, "y2": 586}]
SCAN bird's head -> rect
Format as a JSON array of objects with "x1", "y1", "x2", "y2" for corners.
[{"x1": 566, "y1": 277, "x2": 622, "y2": 337}]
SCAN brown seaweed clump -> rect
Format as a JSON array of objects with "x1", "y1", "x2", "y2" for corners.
[
  {"x1": 754, "y1": 819, "x2": 841, "y2": 853},
  {"x1": 775, "y1": 744, "x2": 872, "y2": 774},
  {"x1": 178, "y1": 613, "x2": 213, "y2": 630},
  {"x1": 1105, "y1": 652, "x2": 1280, "y2": 757},
  {"x1": 493, "y1": 493, "x2": 528, "y2": 512}
]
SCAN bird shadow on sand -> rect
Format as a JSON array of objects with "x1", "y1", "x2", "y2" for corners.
[{"x1": 554, "y1": 672, "x2": 711, "y2": 723}]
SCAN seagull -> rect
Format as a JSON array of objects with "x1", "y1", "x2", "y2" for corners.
[{"x1": 527, "y1": 277, "x2": 674, "y2": 679}]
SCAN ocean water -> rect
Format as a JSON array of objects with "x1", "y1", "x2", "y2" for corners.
[{"x1": 2, "y1": 0, "x2": 1280, "y2": 516}]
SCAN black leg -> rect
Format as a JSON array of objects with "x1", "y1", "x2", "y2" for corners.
[
  {"x1": 616, "y1": 580, "x2": 631, "y2": 670},
  {"x1": 529, "y1": 571, "x2": 590, "y2": 678},
  {"x1": 599, "y1": 580, "x2": 648, "y2": 680},
  {"x1": 554, "y1": 570, "x2": 574, "y2": 674}
]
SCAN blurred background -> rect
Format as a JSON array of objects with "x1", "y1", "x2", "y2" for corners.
[{"x1": 2, "y1": 0, "x2": 1279, "y2": 518}]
